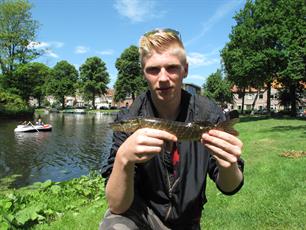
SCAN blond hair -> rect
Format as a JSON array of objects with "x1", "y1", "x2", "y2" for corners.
[{"x1": 139, "y1": 29, "x2": 187, "y2": 67}]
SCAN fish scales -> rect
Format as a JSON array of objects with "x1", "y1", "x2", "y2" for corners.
[{"x1": 110, "y1": 117, "x2": 239, "y2": 140}]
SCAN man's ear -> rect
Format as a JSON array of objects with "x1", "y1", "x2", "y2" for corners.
[{"x1": 183, "y1": 62, "x2": 188, "y2": 78}]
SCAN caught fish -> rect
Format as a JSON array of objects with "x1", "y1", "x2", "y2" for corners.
[{"x1": 110, "y1": 117, "x2": 239, "y2": 140}]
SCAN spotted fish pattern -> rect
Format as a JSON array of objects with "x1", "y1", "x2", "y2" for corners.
[{"x1": 110, "y1": 117, "x2": 239, "y2": 140}]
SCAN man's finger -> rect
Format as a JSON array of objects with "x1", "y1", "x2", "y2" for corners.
[{"x1": 139, "y1": 128, "x2": 177, "y2": 142}]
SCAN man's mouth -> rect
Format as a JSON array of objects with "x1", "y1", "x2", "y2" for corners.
[{"x1": 157, "y1": 86, "x2": 172, "y2": 91}]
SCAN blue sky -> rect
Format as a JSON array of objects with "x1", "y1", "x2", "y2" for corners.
[{"x1": 29, "y1": 0, "x2": 245, "y2": 88}]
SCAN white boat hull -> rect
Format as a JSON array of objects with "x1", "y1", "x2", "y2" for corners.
[{"x1": 14, "y1": 124, "x2": 52, "y2": 132}]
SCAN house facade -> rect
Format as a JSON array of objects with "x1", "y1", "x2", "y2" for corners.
[{"x1": 228, "y1": 82, "x2": 306, "y2": 113}]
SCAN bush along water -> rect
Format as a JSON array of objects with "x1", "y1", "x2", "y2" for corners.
[{"x1": 0, "y1": 172, "x2": 105, "y2": 229}]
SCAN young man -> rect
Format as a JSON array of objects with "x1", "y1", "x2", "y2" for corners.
[{"x1": 101, "y1": 28, "x2": 244, "y2": 230}]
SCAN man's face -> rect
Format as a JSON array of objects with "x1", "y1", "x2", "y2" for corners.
[{"x1": 143, "y1": 49, "x2": 188, "y2": 105}]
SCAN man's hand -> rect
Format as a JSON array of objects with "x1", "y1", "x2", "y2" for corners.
[
  {"x1": 201, "y1": 129, "x2": 243, "y2": 168},
  {"x1": 201, "y1": 129, "x2": 243, "y2": 192},
  {"x1": 117, "y1": 128, "x2": 177, "y2": 165}
]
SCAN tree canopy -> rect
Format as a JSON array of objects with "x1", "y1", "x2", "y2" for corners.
[
  {"x1": 45, "y1": 60, "x2": 78, "y2": 109},
  {"x1": 0, "y1": 0, "x2": 40, "y2": 81},
  {"x1": 114, "y1": 45, "x2": 147, "y2": 102},
  {"x1": 221, "y1": 0, "x2": 305, "y2": 115},
  {"x1": 79, "y1": 56, "x2": 110, "y2": 109},
  {"x1": 14, "y1": 62, "x2": 50, "y2": 106},
  {"x1": 203, "y1": 69, "x2": 233, "y2": 106}
]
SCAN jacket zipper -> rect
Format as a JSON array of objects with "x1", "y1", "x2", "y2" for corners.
[{"x1": 164, "y1": 170, "x2": 180, "y2": 221}]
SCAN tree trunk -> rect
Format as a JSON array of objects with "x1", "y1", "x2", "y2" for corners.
[
  {"x1": 38, "y1": 96, "x2": 41, "y2": 107},
  {"x1": 62, "y1": 97, "x2": 65, "y2": 110},
  {"x1": 266, "y1": 82, "x2": 271, "y2": 113},
  {"x1": 241, "y1": 88, "x2": 245, "y2": 114},
  {"x1": 252, "y1": 90, "x2": 259, "y2": 111},
  {"x1": 92, "y1": 93, "x2": 96, "y2": 109},
  {"x1": 132, "y1": 92, "x2": 135, "y2": 102},
  {"x1": 289, "y1": 82, "x2": 297, "y2": 117}
]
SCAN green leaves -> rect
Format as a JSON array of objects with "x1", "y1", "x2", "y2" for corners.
[
  {"x1": 0, "y1": 0, "x2": 40, "y2": 77},
  {"x1": 13, "y1": 62, "x2": 50, "y2": 104},
  {"x1": 79, "y1": 56, "x2": 110, "y2": 109},
  {"x1": 0, "y1": 171, "x2": 105, "y2": 229},
  {"x1": 15, "y1": 204, "x2": 46, "y2": 225},
  {"x1": 45, "y1": 60, "x2": 78, "y2": 109},
  {"x1": 114, "y1": 45, "x2": 147, "y2": 102},
  {"x1": 221, "y1": 0, "x2": 305, "y2": 115},
  {"x1": 203, "y1": 69, "x2": 233, "y2": 105}
]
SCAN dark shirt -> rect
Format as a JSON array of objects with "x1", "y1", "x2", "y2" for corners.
[{"x1": 102, "y1": 90, "x2": 244, "y2": 229}]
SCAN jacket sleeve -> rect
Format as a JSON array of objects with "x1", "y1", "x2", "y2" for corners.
[
  {"x1": 101, "y1": 110, "x2": 129, "y2": 186},
  {"x1": 208, "y1": 155, "x2": 244, "y2": 195},
  {"x1": 201, "y1": 96, "x2": 244, "y2": 195}
]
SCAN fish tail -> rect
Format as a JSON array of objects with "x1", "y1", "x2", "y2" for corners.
[{"x1": 216, "y1": 118, "x2": 239, "y2": 136}]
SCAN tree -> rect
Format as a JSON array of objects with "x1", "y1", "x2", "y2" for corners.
[
  {"x1": 79, "y1": 56, "x2": 110, "y2": 109},
  {"x1": 14, "y1": 62, "x2": 50, "y2": 106},
  {"x1": 45, "y1": 60, "x2": 78, "y2": 110},
  {"x1": 114, "y1": 45, "x2": 147, "y2": 102},
  {"x1": 0, "y1": 0, "x2": 40, "y2": 86},
  {"x1": 221, "y1": 0, "x2": 263, "y2": 114},
  {"x1": 0, "y1": 89, "x2": 31, "y2": 116},
  {"x1": 203, "y1": 69, "x2": 233, "y2": 106},
  {"x1": 221, "y1": 0, "x2": 305, "y2": 116},
  {"x1": 277, "y1": 0, "x2": 306, "y2": 116}
]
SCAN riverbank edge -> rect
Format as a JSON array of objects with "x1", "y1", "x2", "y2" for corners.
[
  {"x1": 0, "y1": 172, "x2": 107, "y2": 229},
  {"x1": 35, "y1": 108, "x2": 119, "y2": 116}
]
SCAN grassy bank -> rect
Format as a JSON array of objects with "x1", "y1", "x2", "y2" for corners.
[
  {"x1": 202, "y1": 117, "x2": 306, "y2": 229},
  {"x1": 1, "y1": 117, "x2": 305, "y2": 229}
]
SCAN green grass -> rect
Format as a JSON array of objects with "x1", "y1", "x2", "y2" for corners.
[
  {"x1": 201, "y1": 117, "x2": 306, "y2": 230},
  {"x1": 1, "y1": 117, "x2": 305, "y2": 229}
]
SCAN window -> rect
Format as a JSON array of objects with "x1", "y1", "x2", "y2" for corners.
[
  {"x1": 247, "y1": 94, "x2": 253, "y2": 100},
  {"x1": 259, "y1": 93, "x2": 263, "y2": 99}
]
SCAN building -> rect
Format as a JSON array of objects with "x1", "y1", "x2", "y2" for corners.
[
  {"x1": 182, "y1": 83, "x2": 202, "y2": 95},
  {"x1": 228, "y1": 81, "x2": 306, "y2": 113}
]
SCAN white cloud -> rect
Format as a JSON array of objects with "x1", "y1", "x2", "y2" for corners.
[
  {"x1": 28, "y1": 41, "x2": 64, "y2": 49},
  {"x1": 28, "y1": 41, "x2": 49, "y2": 49},
  {"x1": 97, "y1": 49, "x2": 114, "y2": 56},
  {"x1": 75, "y1": 46, "x2": 90, "y2": 54},
  {"x1": 187, "y1": 52, "x2": 219, "y2": 67},
  {"x1": 186, "y1": 0, "x2": 243, "y2": 45},
  {"x1": 186, "y1": 74, "x2": 207, "y2": 81},
  {"x1": 28, "y1": 41, "x2": 63, "y2": 59},
  {"x1": 114, "y1": 0, "x2": 161, "y2": 23},
  {"x1": 52, "y1": 42, "x2": 64, "y2": 48},
  {"x1": 45, "y1": 49, "x2": 59, "y2": 58}
]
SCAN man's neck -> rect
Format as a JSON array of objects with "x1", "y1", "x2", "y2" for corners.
[{"x1": 152, "y1": 95, "x2": 181, "y2": 120}]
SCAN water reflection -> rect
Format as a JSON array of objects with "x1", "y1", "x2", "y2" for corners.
[{"x1": 0, "y1": 113, "x2": 115, "y2": 188}]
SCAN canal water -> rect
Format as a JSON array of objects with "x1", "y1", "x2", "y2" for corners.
[{"x1": 0, "y1": 112, "x2": 115, "y2": 188}]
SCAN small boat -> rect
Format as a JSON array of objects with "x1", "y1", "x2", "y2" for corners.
[{"x1": 14, "y1": 123, "x2": 52, "y2": 132}]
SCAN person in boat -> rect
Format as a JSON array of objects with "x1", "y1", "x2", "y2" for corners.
[
  {"x1": 36, "y1": 118, "x2": 44, "y2": 126},
  {"x1": 100, "y1": 28, "x2": 245, "y2": 229}
]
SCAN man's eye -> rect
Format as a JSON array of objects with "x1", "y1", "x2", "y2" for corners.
[
  {"x1": 166, "y1": 65, "x2": 181, "y2": 74},
  {"x1": 145, "y1": 67, "x2": 160, "y2": 75}
]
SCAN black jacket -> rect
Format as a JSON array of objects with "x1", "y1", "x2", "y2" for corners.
[{"x1": 102, "y1": 90, "x2": 244, "y2": 229}]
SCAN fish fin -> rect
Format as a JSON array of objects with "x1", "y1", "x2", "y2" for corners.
[
  {"x1": 194, "y1": 120, "x2": 213, "y2": 127},
  {"x1": 216, "y1": 118, "x2": 240, "y2": 136}
]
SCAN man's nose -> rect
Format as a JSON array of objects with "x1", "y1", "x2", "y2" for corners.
[{"x1": 158, "y1": 67, "x2": 170, "y2": 81}]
